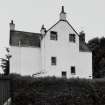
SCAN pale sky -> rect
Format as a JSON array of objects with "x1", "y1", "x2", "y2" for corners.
[{"x1": 0, "y1": 0, "x2": 105, "y2": 57}]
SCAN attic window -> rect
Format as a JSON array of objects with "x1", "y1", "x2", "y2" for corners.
[
  {"x1": 50, "y1": 31, "x2": 58, "y2": 40},
  {"x1": 69, "y1": 34, "x2": 75, "y2": 42}
]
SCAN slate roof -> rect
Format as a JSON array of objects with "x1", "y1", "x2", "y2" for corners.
[{"x1": 10, "y1": 30, "x2": 41, "y2": 47}]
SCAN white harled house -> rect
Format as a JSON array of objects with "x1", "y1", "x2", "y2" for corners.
[{"x1": 9, "y1": 6, "x2": 92, "y2": 78}]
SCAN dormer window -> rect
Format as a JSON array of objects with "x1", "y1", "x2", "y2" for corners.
[
  {"x1": 50, "y1": 31, "x2": 58, "y2": 40},
  {"x1": 69, "y1": 34, "x2": 75, "y2": 42}
]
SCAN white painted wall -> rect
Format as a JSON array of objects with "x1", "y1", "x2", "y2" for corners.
[
  {"x1": 41, "y1": 20, "x2": 92, "y2": 79},
  {"x1": 10, "y1": 46, "x2": 41, "y2": 76},
  {"x1": 76, "y1": 52, "x2": 92, "y2": 78}
]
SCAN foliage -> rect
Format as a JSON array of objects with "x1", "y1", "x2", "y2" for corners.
[
  {"x1": 1, "y1": 58, "x2": 9, "y2": 75},
  {"x1": 0, "y1": 48, "x2": 11, "y2": 75},
  {"x1": 88, "y1": 37, "x2": 105, "y2": 78},
  {"x1": 7, "y1": 74, "x2": 105, "y2": 105}
]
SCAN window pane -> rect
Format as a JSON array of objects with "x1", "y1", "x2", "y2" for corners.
[
  {"x1": 69, "y1": 34, "x2": 75, "y2": 42},
  {"x1": 71, "y1": 66, "x2": 76, "y2": 75},
  {"x1": 62, "y1": 71, "x2": 67, "y2": 78},
  {"x1": 51, "y1": 57, "x2": 56, "y2": 65},
  {"x1": 50, "y1": 31, "x2": 57, "y2": 40}
]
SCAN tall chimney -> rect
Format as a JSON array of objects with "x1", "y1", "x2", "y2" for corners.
[
  {"x1": 79, "y1": 31, "x2": 85, "y2": 43},
  {"x1": 60, "y1": 6, "x2": 66, "y2": 21},
  {"x1": 40, "y1": 25, "x2": 46, "y2": 35},
  {"x1": 10, "y1": 20, "x2": 15, "y2": 31}
]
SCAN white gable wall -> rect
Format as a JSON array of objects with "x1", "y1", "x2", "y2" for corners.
[
  {"x1": 42, "y1": 21, "x2": 79, "y2": 78},
  {"x1": 41, "y1": 20, "x2": 92, "y2": 78}
]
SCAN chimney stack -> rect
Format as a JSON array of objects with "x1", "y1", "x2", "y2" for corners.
[
  {"x1": 79, "y1": 31, "x2": 85, "y2": 43},
  {"x1": 40, "y1": 24, "x2": 46, "y2": 35},
  {"x1": 60, "y1": 6, "x2": 66, "y2": 21},
  {"x1": 10, "y1": 20, "x2": 15, "y2": 31}
]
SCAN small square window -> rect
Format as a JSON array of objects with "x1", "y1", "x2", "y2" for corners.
[
  {"x1": 71, "y1": 66, "x2": 76, "y2": 75},
  {"x1": 50, "y1": 31, "x2": 58, "y2": 40},
  {"x1": 62, "y1": 71, "x2": 67, "y2": 78},
  {"x1": 69, "y1": 34, "x2": 75, "y2": 42},
  {"x1": 51, "y1": 57, "x2": 56, "y2": 65}
]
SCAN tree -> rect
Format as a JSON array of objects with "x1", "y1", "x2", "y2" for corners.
[
  {"x1": 1, "y1": 58, "x2": 9, "y2": 75},
  {"x1": 88, "y1": 37, "x2": 105, "y2": 78},
  {"x1": 1, "y1": 48, "x2": 11, "y2": 75}
]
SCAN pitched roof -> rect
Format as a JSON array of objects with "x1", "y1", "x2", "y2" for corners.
[
  {"x1": 47, "y1": 20, "x2": 79, "y2": 36},
  {"x1": 10, "y1": 30, "x2": 41, "y2": 47}
]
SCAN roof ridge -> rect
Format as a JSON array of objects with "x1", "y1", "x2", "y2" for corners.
[
  {"x1": 47, "y1": 20, "x2": 61, "y2": 32},
  {"x1": 46, "y1": 20, "x2": 79, "y2": 36}
]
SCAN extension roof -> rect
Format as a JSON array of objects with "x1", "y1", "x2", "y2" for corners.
[{"x1": 10, "y1": 30, "x2": 41, "y2": 47}]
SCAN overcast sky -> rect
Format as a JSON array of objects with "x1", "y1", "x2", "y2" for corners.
[{"x1": 0, "y1": 0, "x2": 105, "y2": 56}]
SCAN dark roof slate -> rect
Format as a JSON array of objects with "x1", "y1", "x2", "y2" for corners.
[{"x1": 10, "y1": 30, "x2": 41, "y2": 47}]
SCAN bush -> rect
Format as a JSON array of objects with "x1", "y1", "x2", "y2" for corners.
[{"x1": 9, "y1": 74, "x2": 105, "y2": 105}]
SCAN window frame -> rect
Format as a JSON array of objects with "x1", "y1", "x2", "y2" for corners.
[
  {"x1": 51, "y1": 57, "x2": 56, "y2": 65},
  {"x1": 71, "y1": 66, "x2": 76, "y2": 75},
  {"x1": 62, "y1": 71, "x2": 67, "y2": 78},
  {"x1": 50, "y1": 31, "x2": 58, "y2": 40},
  {"x1": 69, "y1": 34, "x2": 76, "y2": 43}
]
